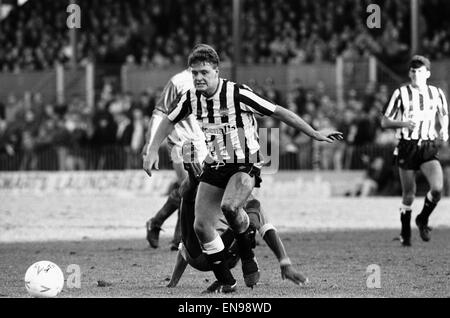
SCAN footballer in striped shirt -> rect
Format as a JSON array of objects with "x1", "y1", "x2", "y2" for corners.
[
  {"x1": 145, "y1": 44, "x2": 343, "y2": 293},
  {"x1": 381, "y1": 55, "x2": 449, "y2": 246},
  {"x1": 142, "y1": 68, "x2": 208, "y2": 251}
]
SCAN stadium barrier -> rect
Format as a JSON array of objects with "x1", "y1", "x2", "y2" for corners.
[
  {"x1": 0, "y1": 69, "x2": 57, "y2": 104},
  {"x1": 1, "y1": 59, "x2": 449, "y2": 109},
  {"x1": 0, "y1": 63, "x2": 93, "y2": 108},
  {"x1": 0, "y1": 170, "x2": 365, "y2": 198},
  {"x1": 2, "y1": 144, "x2": 450, "y2": 196},
  {"x1": 0, "y1": 144, "x2": 398, "y2": 171}
]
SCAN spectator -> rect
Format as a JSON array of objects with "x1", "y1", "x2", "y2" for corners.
[
  {"x1": 1, "y1": 0, "x2": 449, "y2": 71},
  {"x1": 91, "y1": 100, "x2": 117, "y2": 169}
]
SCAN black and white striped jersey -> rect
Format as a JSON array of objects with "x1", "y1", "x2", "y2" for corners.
[
  {"x1": 150, "y1": 69, "x2": 207, "y2": 162},
  {"x1": 383, "y1": 84, "x2": 449, "y2": 140},
  {"x1": 167, "y1": 78, "x2": 277, "y2": 163}
]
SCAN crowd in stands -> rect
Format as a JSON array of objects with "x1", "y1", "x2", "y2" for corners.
[
  {"x1": 1, "y1": 0, "x2": 450, "y2": 72},
  {"x1": 253, "y1": 77, "x2": 397, "y2": 170},
  {"x1": 0, "y1": 82, "x2": 157, "y2": 170},
  {"x1": 0, "y1": 75, "x2": 400, "y2": 172}
]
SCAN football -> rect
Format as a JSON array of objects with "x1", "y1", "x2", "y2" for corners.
[{"x1": 24, "y1": 261, "x2": 64, "y2": 298}]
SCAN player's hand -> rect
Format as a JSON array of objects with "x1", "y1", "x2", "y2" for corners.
[
  {"x1": 405, "y1": 120, "x2": 416, "y2": 131},
  {"x1": 143, "y1": 151, "x2": 159, "y2": 177},
  {"x1": 281, "y1": 264, "x2": 309, "y2": 285},
  {"x1": 315, "y1": 129, "x2": 344, "y2": 143}
]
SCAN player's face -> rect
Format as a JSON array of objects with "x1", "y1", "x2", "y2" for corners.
[
  {"x1": 409, "y1": 66, "x2": 430, "y2": 87},
  {"x1": 190, "y1": 62, "x2": 219, "y2": 96}
]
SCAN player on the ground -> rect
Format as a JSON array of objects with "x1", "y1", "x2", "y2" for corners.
[
  {"x1": 381, "y1": 55, "x2": 449, "y2": 246},
  {"x1": 167, "y1": 177, "x2": 308, "y2": 289},
  {"x1": 142, "y1": 69, "x2": 207, "y2": 251},
  {"x1": 144, "y1": 44, "x2": 342, "y2": 293}
]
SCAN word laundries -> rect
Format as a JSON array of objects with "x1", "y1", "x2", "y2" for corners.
[{"x1": 0, "y1": 172, "x2": 149, "y2": 192}]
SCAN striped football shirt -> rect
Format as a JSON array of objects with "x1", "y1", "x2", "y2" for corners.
[
  {"x1": 167, "y1": 78, "x2": 277, "y2": 163},
  {"x1": 383, "y1": 84, "x2": 449, "y2": 140},
  {"x1": 152, "y1": 69, "x2": 207, "y2": 161}
]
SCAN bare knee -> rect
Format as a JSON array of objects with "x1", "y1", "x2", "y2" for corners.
[
  {"x1": 221, "y1": 200, "x2": 248, "y2": 233},
  {"x1": 402, "y1": 192, "x2": 415, "y2": 205},
  {"x1": 221, "y1": 200, "x2": 239, "y2": 219},
  {"x1": 193, "y1": 220, "x2": 204, "y2": 235},
  {"x1": 430, "y1": 189, "x2": 442, "y2": 203},
  {"x1": 193, "y1": 219, "x2": 209, "y2": 242}
]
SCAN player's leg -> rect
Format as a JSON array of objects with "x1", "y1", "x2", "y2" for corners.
[
  {"x1": 173, "y1": 161, "x2": 189, "y2": 183},
  {"x1": 194, "y1": 182, "x2": 237, "y2": 293},
  {"x1": 167, "y1": 143, "x2": 188, "y2": 250},
  {"x1": 146, "y1": 182, "x2": 181, "y2": 248},
  {"x1": 398, "y1": 168, "x2": 416, "y2": 246},
  {"x1": 244, "y1": 199, "x2": 309, "y2": 285},
  {"x1": 221, "y1": 172, "x2": 254, "y2": 233},
  {"x1": 221, "y1": 172, "x2": 260, "y2": 287},
  {"x1": 194, "y1": 183, "x2": 224, "y2": 242},
  {"x1": 416, "y1": 160, "x2": 444, "y2": 241},
  {"x1": 169, "y1": 162, "x2": 188, "y2": 250},
  {"x1": 146, "y1": 141, "x2": 187, "y2": 249},
  {"x1": 178, "y1": 165, "x2": 202, "y2": 261}
]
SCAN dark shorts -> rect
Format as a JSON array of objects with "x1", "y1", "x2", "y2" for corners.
[
  {"x1": 199, "y1": 162, "x2": 262, "y2": 189},
  {"x1": 394, "y1": 139, "x2": 439, "y2": 170},
  {"x1": 183, "y1": 162, "x2": 203, "y2": 182}
]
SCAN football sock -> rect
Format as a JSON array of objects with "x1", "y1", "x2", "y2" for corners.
[
  {"x1": 400, "y1": 208, "x2": 411, "y2": 240},
  {"x1": 236, "y1": 224, "x2": 256, "y2": 261},
  {"x1": 400, "y1": 203, "x2": 412, "y2": 213},
  {"x1": 171, "y1": 208, "x2": 182, "y2": 245},
  {"x1": 259, "y1": 223, "x2": 276, "y2": 238},
  {"x1": 203, "y1": 236, "x2": 236, "y2": 285},
  {"x1": 244, "y1": 199, "x2": 262, "y2": 229},
  {"x1": 400, "y1": 205, "x2": 412, "y2": 219},
  {"x1": 220, "y1": 229, "x2": 235, "y2": 248},
  {"x1": 261, "y1": 226, "x2": 286, "y2": 261},
  {"x1": 417, "y1": 192, "x2": 438, "y2": 222}
]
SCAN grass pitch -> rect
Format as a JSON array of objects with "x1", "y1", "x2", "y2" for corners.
[{"x1": 1, "y1": 194, "x2": 449, "y2": 298}]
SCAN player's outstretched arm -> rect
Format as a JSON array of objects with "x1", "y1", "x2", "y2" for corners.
[
  {"x1": 261, "y1": 226, "x2": 308, "y2": 285},
  {"x1": 271, "y1": 106, "x2": 343, "y2": 143},
  {"x1": 167, "y1": 250, "x2": 189, "y2": 288},
  {"x1": 142, "y1": 112, "x2": 164, "y2": 157},
  {"x1": 142, "y1": 115, "x2": 175, "y2": 177}
]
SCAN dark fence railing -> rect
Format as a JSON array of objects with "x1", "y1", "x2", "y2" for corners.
[
  {"x1": 0, "y1": 144, "x2": 397, "y2": 171},
  {"x1": 0, "y1": 145, "x2": 172, "y2": 171}
]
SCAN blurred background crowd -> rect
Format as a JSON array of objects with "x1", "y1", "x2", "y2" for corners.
[{"x1": 1, "y1": 0, "x2": 450, "y2": 72}]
